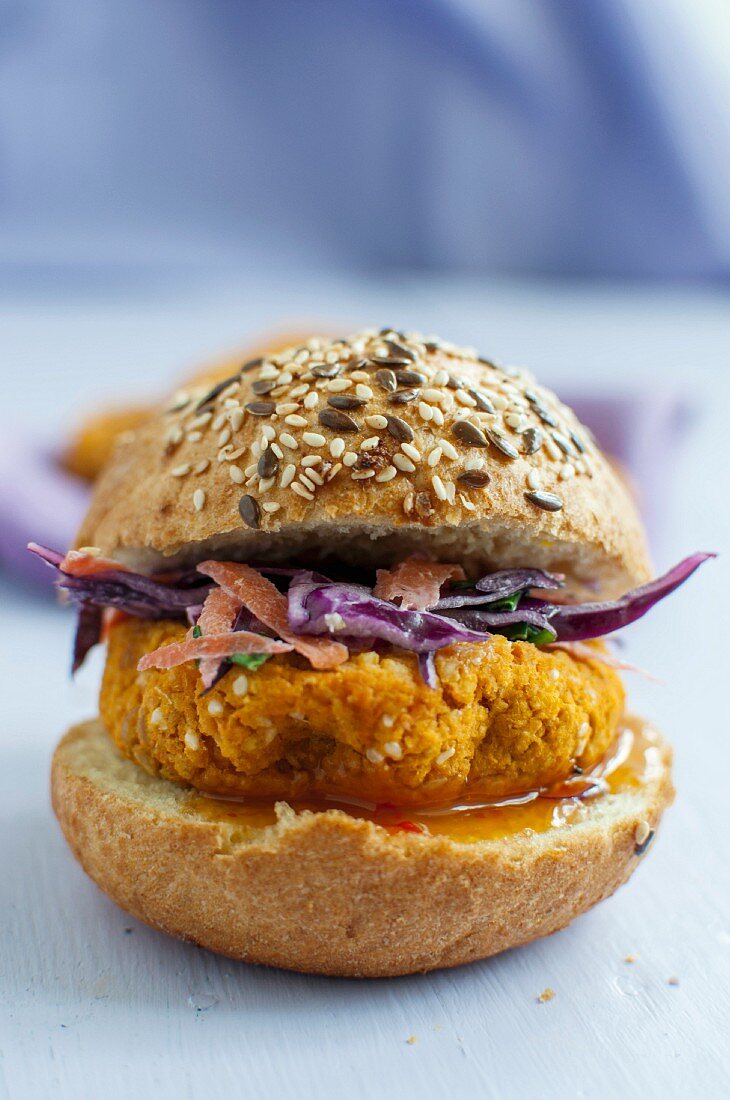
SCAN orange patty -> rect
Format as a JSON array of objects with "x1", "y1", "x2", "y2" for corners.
[{"x1": 99, "y1": 618, "x2": 625, "y2": 807}]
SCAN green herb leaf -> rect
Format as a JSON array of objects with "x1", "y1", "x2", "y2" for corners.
[
  {"x1": 192, "y1": 625, "x2": 202, "y2": 638},
  {"x1": 229, "y1": 653, "x2": 271, "y2": 671},
  {"x1": 495, "y1": 622, "x2": 556, "y2": 646},
  {"x1": 483, "y1": 591, "x2": 522, "y2": 612}
]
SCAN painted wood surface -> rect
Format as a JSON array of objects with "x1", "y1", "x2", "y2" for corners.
[{"x1": 1, "y1": 280, "x2": 728, "y2": 1099}]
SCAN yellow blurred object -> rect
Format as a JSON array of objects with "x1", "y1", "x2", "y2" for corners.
[{"x1": 60, "y1": 329, "x2": 321, "y2": 483}]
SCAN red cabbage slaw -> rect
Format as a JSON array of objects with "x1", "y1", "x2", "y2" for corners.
[{"x1": 27, "y1": 543, "x2": 714, "y2": 683}]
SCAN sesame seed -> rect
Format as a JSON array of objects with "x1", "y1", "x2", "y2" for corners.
[
  {"x1": 401, "y1": 442, "x2": 421, "y2": 462},
  {"x1": 207, "y1": 699, "x2": 224, "y2": 716},
  {"x1": 299, "y1": 474, "x2": 317, "y2": 492},
  {"x1": 464, "y1": 456, "x2": 485, "y2": 470},
  {"x1": 262, "y1": 424, "x2": 276, "y2": 441},
  {"x1": 403, "y1": 491, "x2": 415, "y2": 513},
  {"x1": 355, "y1": 383, "x2": 374, "y2": 400},
  {"x1": 258, "y1": 363, "x2": 278, "y2": 379},
  {"x1": 436, "y1": 746, "x2": 455, "y2": 765},
  {"x1": 250, "y1": 440, "x2": 262, "y2": 460},
  {"x1": 262, "y1": 501, "x2": 281, "y2": 513},
  {"x1": 418, "y1": 401, "x2": 434, "y2": 421},
  {"x1": 186, "y1": 430, "x2": 202, "y2": 443},
  {"x1": 184, "y1": 732, "x2": 200, "y2": 751},
  {"x1": 270, "y1": 443, "x2": 283, "y2": 459},
  {"x1": 361, "y1": 436, "x2": 379, "y2": 450},
  {"x1": 193, "y1": 489, "x2": 206, "y2": 511},
  {"x1": 232, "y1": 674, "x2": 248, "y2": 696},
  {"x1": 277, "y1": 402, "x2": 299, "y2": 415},
  {"x1": 304, "y1": 468, "x2": 324, "y2": 486},
  {"x1": 291, "y1": 482, "x2": 314, "y2": 500},
  {"x1": 193, "y1": 459, "x2": 210, "y2": 474},
  {"x1": 421, "y1": 388, "x2": 442, "y2": 402},
  {"x1": 212, "y1": 412, "x2": 227, "y2": 431},
  {"x1": 366, "y1": 747, "x2": 384, "y2": 764},
  {"x1": 189, "y1": 411, "x2": 213, "y2": 429},
  {"x1": 327, "y1": 462, "x2": 342, "y2": 481},
  {"x1": 544, "y1": 437, "x2": 562, "y2": 461},
  {"x1": 375, "y1": 465, "x2": 397, "y2": 482},
  {"x1": 459, "y1": 494, "x2": 476, "y2": 511},
  {"x1": 229, "y1": 408, "x2": 244, "y2": 432},
  {"x1": 381, "y1": 714, "x2": 395, "y2": 727},
  {"x1": 285, "y1": 414, "x2": 308, "y2": 428},
  {"x1": 302, "y1": 431, "x2": 326, "y2": 448},
  {"x1": 218, "y1": 428, "x2": 232, "y2": 447},
  {"x1": 342, "y1": 451, "x2": 358, "y2": 467},
  {"x1": 366, "y1": 414, "x2": 388, "y2": 429},
  {"x1": 280, "y1": 464, "x2": 297, "y2": 488},
  {"x1": 229, "y1": 466, "x2": 245, "y2": 483},
  {"x1": 330, "y1": 437, "x2": 345, "y2": 458},
  {"x1": 431, "y1": 474, "x2": 447, "y2": 501},
  {"x1": 427, "y1": 446, "x2": 442, "y2": 467},
  {"x1": 150, "y1": 707, "x2": 165, "y2": 727},
  {"x1": 527, "y1": 469, "x2": 541, "y2": 490},
  {"x1": 635, "y1": 820, "x2": 652, "y2": 847},
  {"x1": 289, "y1": 384, "x2": 308, "y2": 399},
  {"x1": 303, "y1": 391, "x2": 319, "y2": 409},
  {"x1": 301, "y1": 454, "x2": 322, "y2": 467},
  {"x1": 455, "y1": 390, "x2": 477, "y2": 407},
  {"x1": 393, "y1": 453, "x2": 416, "y2": 473},
  {"x1": 350, "y1": 370, "x2": 370, "y2": 382},
  {"x1": 549, "y1": 668, "x2": 560, "y2": 680},
  {"x1": 327, "y1": 378, "x2": 352, "y2": 392},
  {"x1": 559, "y1": 463, "x2": 575, "y2": 480},
  {"x1": 440, "y1": 438, "x2": 458, "y2": 460},
  {"x1": 384, "y1": 741, "x2": 402, "y2": 760},
  {"x1": 432, "y1": 369, "x2": 449, "y2": 385},
  {"x1": 431, "y1": 406, "x2": 445, "y2": 427},
  {"x1": 351, "y1": 469, "x2": 375, "y2": 480},
  {"x1": 492, "y1": 394, "x2": 508, "y2": 410},
  {"x1": 279, "y1": 432, "x2": 299, "y2": 451},
  {"x1": 258, "y1": 476, "x2": 275, "y2": 492},
  {"x1": 170, "y1": 463, "x2": 191, "y2": 477},
  {"x1": 278, "y1": 371, "x2": 293, "y2": 384}
]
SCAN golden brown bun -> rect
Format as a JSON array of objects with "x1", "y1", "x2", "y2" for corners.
[
  {"x1": 52, "y1": 718, "x2": 673, "y2": 978},
  {"x1": 77, "y1": 330, "x2": 650, "y2": 597}
]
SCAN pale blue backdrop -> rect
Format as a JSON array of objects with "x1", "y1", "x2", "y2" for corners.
[{"x1": 2, "y1": 0, "x2": 729, "y2": 278}]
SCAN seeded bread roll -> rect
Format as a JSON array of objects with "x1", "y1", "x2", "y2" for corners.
[
  {"x1": 76, "y1": 329, "x2": 650, "y2": 598},
  {"x1": 52, "y1": 718, "x2": 673, "y2": 978}
]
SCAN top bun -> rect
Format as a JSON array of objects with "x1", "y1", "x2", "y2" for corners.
[{"x1": 77, "y1": 328, "x2": 650, "y2": 597}]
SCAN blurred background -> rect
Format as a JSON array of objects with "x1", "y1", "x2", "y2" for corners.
[{"x1": 2, "y1": 0, "x2": 730, "y2": 280}]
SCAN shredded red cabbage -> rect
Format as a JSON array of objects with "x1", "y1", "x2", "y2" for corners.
[
  {"x1": 287, "y1": 572, "x2": 488, "y2": 652},
  {"x1": 28, "y1": 543, "x2": 714, "y2": 686}
]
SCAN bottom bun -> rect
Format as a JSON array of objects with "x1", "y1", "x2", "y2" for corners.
[{"x1": 52, "y1": 718, "x2": 673, "y2": 978}]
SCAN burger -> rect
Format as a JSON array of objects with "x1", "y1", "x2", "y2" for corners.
[{"x1": 31, "y1": 328, "x2": 711, "y2": 977}]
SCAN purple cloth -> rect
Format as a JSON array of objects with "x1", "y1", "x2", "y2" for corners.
[{"x1": 0, "y1": 390, "x2": 690, "y2": 588}]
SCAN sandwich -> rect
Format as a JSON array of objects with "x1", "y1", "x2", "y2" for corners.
[{"x1": 31, "y1": 328, "x2": 712, "y2": 977}]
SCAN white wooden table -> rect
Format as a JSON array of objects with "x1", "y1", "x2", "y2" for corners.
[{"x1": 1, "y1": 276, "x2": 728, "y2": 1099}]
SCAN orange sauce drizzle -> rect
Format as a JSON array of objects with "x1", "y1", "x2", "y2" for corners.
[{"x1": 185, "y1": 716, "x2": 663, "y2": 844}]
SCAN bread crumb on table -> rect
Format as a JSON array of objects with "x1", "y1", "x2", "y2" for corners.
[
  {"x1": 406, "y1": 1035, "x2": 417, "y2": 1045},
  {"x1": 537, "y1": 987, "x2": 555, "y2": 1003},
  {"x1": 624, "y1": 954, "x2": 638, "y2": 964}
]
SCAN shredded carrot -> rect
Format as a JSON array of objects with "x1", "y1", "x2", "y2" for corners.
[
  {"x1": 374, "y1": 557, "x2": 466, "y2": 611},
  {"x1": 137, "y1": 631, "x2": 291, "y2": 672},
  {"x1": 197, "y1": 560, "x2": 348, "y2": 669},
  {"x1": 60, "y1": 549, "x2": 130, "y2": 576},
  {"x1": 195, "y1": 587, "x2": 243, "y2": 686}
]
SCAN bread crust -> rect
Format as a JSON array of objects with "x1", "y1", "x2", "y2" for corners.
[
  {"x1": 52, "y1": 718, "x2": 673, "y2": 977},
  {"x1": 76, "y1": 331, "x2": 650, "y2": 597}
]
